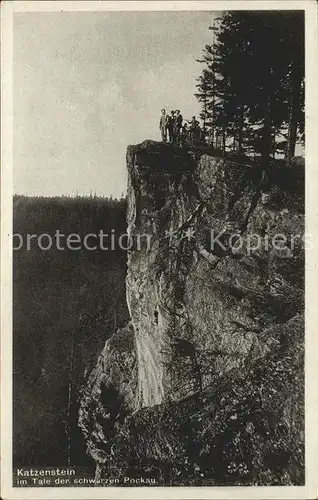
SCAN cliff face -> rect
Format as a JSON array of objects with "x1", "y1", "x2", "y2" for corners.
[{"x1": 79, "y1": 141, "x2": 304, "y2": 485}]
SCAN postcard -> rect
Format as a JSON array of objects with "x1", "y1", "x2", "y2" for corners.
[{"x1": 1, "y1": 1, "x2": 317, "y2": 499}]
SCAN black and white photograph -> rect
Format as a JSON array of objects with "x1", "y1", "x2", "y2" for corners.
[{"x1": 1, "y1": 1, "x2": 317, "y2": 499}]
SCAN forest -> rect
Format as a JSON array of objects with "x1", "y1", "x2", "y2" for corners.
[
  {"x1": 195, "y1": 11, "x2": 304, "y2": 167},
  {"x1": 13, "y1": 195, "x2": 129, "y2": 467}
]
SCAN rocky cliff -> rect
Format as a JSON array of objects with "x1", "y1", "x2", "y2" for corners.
[{"x1": 79, "y1": 141, "x2": 304, "y2": 485}]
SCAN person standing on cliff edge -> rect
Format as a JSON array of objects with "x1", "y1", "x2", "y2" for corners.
[
  {"x1": 159, "y1": 109, "x2": 167, "y2": 142},
  {"x1": 174, "y1": 110, "x2": 183, "y2": 145},
  {"x1": 167, "y1": 110, "x2": 176, "y2": 143}
]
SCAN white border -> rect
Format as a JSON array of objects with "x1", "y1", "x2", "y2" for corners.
[{"x1": 1, "y1": 1, "x2": 318, "y2": 499}]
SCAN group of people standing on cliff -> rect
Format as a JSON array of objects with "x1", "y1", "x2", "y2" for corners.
[{"x1": 159, "y1": 109, "x2": 201, "y2": 146}]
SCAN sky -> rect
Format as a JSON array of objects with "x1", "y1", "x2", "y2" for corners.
[{"x1": 13, "y1": 11, "x2": 217, "y2": 197}]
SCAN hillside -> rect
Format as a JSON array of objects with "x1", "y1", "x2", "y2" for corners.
[{"x1": 13, "y1": 196, "x2": 129, "y2": 467}]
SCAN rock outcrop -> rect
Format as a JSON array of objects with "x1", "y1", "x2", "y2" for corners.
[{"x1": 79, "y1": 141, "x2": 304, "y2": 485}]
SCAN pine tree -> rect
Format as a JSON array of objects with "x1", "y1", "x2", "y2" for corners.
[{"x1": 195, "y1": 11, "x2": 305, "y2": 165}]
